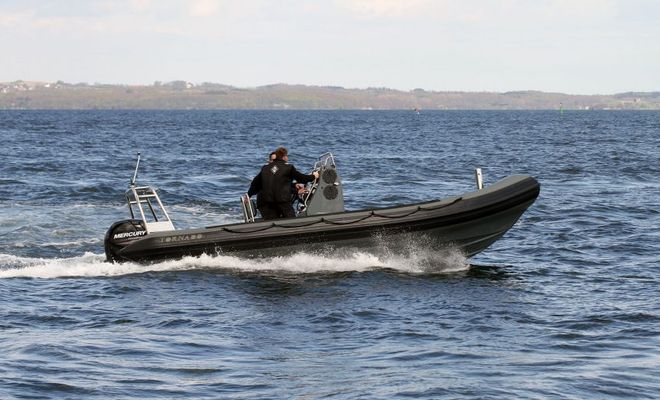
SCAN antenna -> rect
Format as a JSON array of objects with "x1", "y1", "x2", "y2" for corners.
[{"x1": 130, "y1": 152, "x2": 141, "y2": 187}]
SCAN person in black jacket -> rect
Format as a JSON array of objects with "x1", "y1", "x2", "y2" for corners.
[
  {"x1": 253, "y1": 151, "x2": 277, "y2": 217},
  {"x1": 248, "y1": 147, "x2": 319, "y2": 219}
]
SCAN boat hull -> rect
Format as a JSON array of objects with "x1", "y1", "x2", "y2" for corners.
[{"x1": 105, "y1": 175, "x2": 540, "y2": 263}]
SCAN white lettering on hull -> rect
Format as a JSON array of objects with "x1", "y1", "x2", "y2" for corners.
[{"x1": 159, "y1": 234, "x2": 204, "y2": 243}]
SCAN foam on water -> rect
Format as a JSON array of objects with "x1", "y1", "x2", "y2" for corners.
[{"x1": 0, "y1": 246, "x2": 469, "y2": 279}]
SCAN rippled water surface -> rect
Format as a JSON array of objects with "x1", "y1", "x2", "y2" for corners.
[{"x1": 1, "y1": 110, "x2": 659, "y2": 399}]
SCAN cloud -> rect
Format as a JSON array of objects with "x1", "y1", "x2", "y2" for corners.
[
  {"x1": 0, "y1": 2, "x2": 217, "y2": 37},
  {"x1": 334, "y1": 0, "x2": 621, "y2": 24},
  {"x1": 129, "y1": 0, "x2": 153, "y2": 12},
  {"x1": 336, "y1": 0, "x2": 435, "y2": 18},
  {"x1": 0, "y1": 11, "x2": 33, "y2": 27},
  {"x1": 189, "y1": 0, "x2": 221, "y2": 17},
  {"x1": 546, "y1": 0, "x2": 618, "y2": 19}
]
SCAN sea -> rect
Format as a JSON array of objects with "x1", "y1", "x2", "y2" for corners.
[{"x1": 0, "y1": 110, "x2": 658, "y2": 399}]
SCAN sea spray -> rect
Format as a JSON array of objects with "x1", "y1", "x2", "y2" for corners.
[{"x1": 0, "y1": 245, "x2": 468, "y2": 279}]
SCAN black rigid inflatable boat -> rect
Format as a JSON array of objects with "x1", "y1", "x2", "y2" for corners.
[{"x1": 105, "y1": 153, "x2": 540, "y2": 263}]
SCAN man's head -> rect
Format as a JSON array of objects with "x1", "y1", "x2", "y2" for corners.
[
  {"x1": 268, "y1": 151, "x2": 276, "y2": 163},
  {"x1": 275, "y1": 147, "x2": 288, "y2": 161}
]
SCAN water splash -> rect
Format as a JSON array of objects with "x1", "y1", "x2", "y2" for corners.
[{"x1": 0, "y1": 245, "x2": 468, "y2": 279}]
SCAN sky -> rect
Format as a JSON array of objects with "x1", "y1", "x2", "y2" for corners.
[{"x1": 1, "y1": 0, "x2": 659, "y2": 94}]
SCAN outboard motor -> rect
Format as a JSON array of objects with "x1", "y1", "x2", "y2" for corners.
[
  {"x1": 299, "y1": 153, "x2": 345, "y2": 216},
  {"x1": 104, "y1": 219, "x2": 147, "y2": 262}
]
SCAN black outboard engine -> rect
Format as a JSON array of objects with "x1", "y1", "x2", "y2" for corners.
[{"x1": 104, "y1": 219, "x2": 147, "y2": 262}]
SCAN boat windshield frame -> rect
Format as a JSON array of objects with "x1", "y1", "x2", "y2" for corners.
[{"x1": 313, "y1": 153, "x2": 337, "y2": 170}]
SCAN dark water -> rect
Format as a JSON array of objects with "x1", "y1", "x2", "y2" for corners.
[{"x1": 1, "y1": 110, "x2": 659, "y2": 399}]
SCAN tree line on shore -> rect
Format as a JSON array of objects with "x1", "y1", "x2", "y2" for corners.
[{"x1": 1, "y1": 80, "x2": 659, "y2": 110}]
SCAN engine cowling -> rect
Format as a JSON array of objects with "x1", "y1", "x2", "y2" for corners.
[{"x1": 104, "y1": 219, "x2": 147, "y2": 262}]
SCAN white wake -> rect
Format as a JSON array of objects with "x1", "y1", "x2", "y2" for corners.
[{"x1": 0, "y1": 246, "x2": 469, "y2": 279}]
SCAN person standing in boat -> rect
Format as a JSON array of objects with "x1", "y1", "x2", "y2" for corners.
[
  {"x1": 247, "y1": 147, "x2": 318, "y2": 219},
  {"x1": 251, "y1": 151, "x2": 277, "y2": 217}
]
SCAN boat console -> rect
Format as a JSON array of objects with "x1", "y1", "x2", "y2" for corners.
[{"x1": 239, "y1": 152, "x2": 345, "y2": 222}]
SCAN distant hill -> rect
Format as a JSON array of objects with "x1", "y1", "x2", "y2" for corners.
[{"x1": 1, "y1": 80, "x2": 659, "y2": 110}]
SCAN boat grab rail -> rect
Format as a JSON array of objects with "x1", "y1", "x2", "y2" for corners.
[{"x1": 240, "y1": 193, "x2": 257, "y2": 223}]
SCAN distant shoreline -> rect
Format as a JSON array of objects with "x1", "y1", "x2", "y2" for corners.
[
  {"x1": 2, "y1": 81, "x2": 659, "y2": 110},
  {"x1": 3, "y1": 108, "x2": 660, "y2": 112}
]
